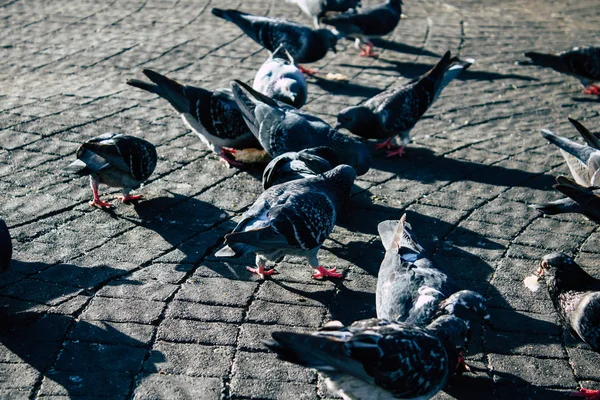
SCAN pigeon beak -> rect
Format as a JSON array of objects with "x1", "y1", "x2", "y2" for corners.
[
  {"x1": 334, "y1": 122, "x2": 343, "y2": 130},
  {"x1": 331, "y1": 46, "x2": 338, "y2": 54},
  {"x1": 536, "y1": 260, "x2": 547, "y2": 276}
]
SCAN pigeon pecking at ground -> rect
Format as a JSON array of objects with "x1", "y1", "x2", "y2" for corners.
[
  {"x1": 215, "y1": 164, "x2": 356, "y2": 280},
  {"x1": 287, "y1": 0, "x2": 362, "y2": 28},
  {"x1": 321, "y1": 0, "x2": 402, "y2": 57},
  {"x1": 211, "y1": 8, "x2": 337, "y2": 75},
  {"x1": 253, "y1": 45, "x2": 308, "y2": 108},
  {"x1": 336, "y1": 51, "x2": 473, "y2": 157},
  {"x1": 66, "y1": 133, "x2": 157, "y2": 208},
  {"x1": 229, "y1": 79, "x2": 371, "y2": 175},
  {"x1": 0, "y1": 219, "x2": 12, "y2": 273},
  {"x1": 264, "y1": 315, "x2": 469, "y2": 399},
  {"x1": 522, "y1": 46, "x2": 600, "y2": 95},
  {"x1": 262, "y1": 146, "x2": 340, "y2": 190},
  {"x1": 127, "y1": 69, "x2": 261, "y2": 167},
  {"x1": 530, "y1": 253, "x2": 600, "y2": 399}
]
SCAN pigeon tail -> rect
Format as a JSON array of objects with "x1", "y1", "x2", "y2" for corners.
[
  {"x1": 540, "y1": 129, "x2": 596, "y2": 164},
  {"x1": 65, "y1": 159, "x2": 94, "y2": 176},
  {"x1": 434, "y1": 56, "x2": 473, "y2": 101},
  {"x1": 211, "y1": 8, "x2": 251, "y2": 26},
  {"x1": 569, "y1": 118, "x2": 600, "y2": 149},
  {"x1": 128, "y1": 69, "x2": 190, "y2": 114},
  {"x1": 378, "y1": 214, "x2": 424, "y2": 255},
  {"x1": 214, "y1": 245, "x2": 240, "y2": 258},
  {"x1": 524, "y1": 51, "x2": 564, "y2": 70},
  {"x1": 271, "y1": 44, "x2": 295, "y2": 64},
  {"x1": 230, "y1": 79, "x2": 281, "y2": 136},
  {"x1": 530, "y1": 198, "x2": 581, "y2": 215}
]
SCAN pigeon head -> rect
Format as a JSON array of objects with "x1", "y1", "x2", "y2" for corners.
[
  {"x1": 328, "y1": 131, "x2": 371, "y2": 175},
  {"x1": 335, "y1": 106, "x2": 379, "y2": 138},
  {"x1": 536, "y1": 252, "x2": 588, "y2": 292},
  {"x1": 273, "y1": 78, "x2": 306, "y2": 108},
  {"x1": 427, "y1": 314, "x2": 469, "y2": 353},
  {"x1": 318, "y1": 29, "x2": 338, "y2": 53},
  {"x1": 439, "y1": 290, "x2": 489, "y2": 327},
  {"x1": 321, "y1": 164, "x2": 357, "y2": 205}
]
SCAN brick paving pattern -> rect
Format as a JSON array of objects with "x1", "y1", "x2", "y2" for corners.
[{"x1": 1, "y1": 0, "x2": 600, "y2": 398}]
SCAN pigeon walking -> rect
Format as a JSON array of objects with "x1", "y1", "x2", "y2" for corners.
[
  {"x1": 533, "y1": 253, "x2": 600, "y2": 398},
  {"x1": 211, "y1": 8, "x2": 338, "y2": 75},
  {"x1": 287, "y1": 0, "x2": 362, "y2": 28},
  {"x1": 0, "y1": 219, "x2": 11, "y2": 273},
  {"x1": 336, "y1": 51, "x2": 473, "y2": 157},
  {"x1": 230, "y1": 79, "x2": 371, "y2": 175},
  {"x1": 215, "y1": 165, "x2": 356, "y2": 280},
  {"x1": 262, "y1": 146, "x2": 340, "y2": 190},
  {"x1": 264, "y1": 315, "x2": 469, "y2": 399},
  {"x1": 127, "y1": 69, "x2": 260, "y2": 166},
  {"x1": 253, "y1": 45, "x2": 308, "y2": 108},
  {"x1": 321, "y1": 0, "x2": 402, "y2": 57},
  {"x1": 66, "y1": 133, "x2": 157, "y2": 208},
  {"x1": 523, "y1": 46, "x2": 600, "y2": 95}
]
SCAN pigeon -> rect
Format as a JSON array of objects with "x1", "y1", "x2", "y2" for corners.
[
  {"x1": 262, "y1": 146, "x2": 340, "y2": 190},
  {"x1": 215, "y1": 165, "x2": 356, "y2": 279},
  {"x1": 286, "y1": 0, "x2": 362, "y2": 28},
  {"x1": 264, "y1": 315, "x2": 469, "y2": 399},
  {"x1": 321, "y1": 0, "x2": 402, "y2": 57},
  {"x1": 230, "y1": 79, "x2": 371, "y2": 175},
  {"x1": 377, "y1": 215, "x2": 489, "y2": 327},
  {"x1": 211, "y1": 8, "x2": 338, "y2": 75},
  {"x1": 335, "y1": 51, "x2": 473, "y2": 157},
  {"x1": 66, "y1": 133, "x2": 157, "y2": 208},
  {"x1": 0, "y1": 219, "x2": 11, "y2": 272},
  {"x1": 535, "y1": 253, "x2": 600, "y2": 398},
  {"x1": 523, "y1": 46, "x2": 600, "y2": 95},
  {"x1": 127, "y1": 69, "x2": 260, "y2": 166},
  {"x1": 253, "y1": 45, "x2": 308, "y2": 108},
  {"x1": 552, "y1": 176, "x2": 600, "y2": 223},
  {"x1": 539, "y1": 120, "x2": 600, "y2": 187}
]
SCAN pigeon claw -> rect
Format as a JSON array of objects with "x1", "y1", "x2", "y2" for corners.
[
  {"x1": 375, "y1": 137, "x2": 395, "y2": 150},
  {"x1": 583, "y1": 84, "x2": 600, "y2": 96},
  {"x1": 386, "y1": 146, "x2": 406, "y2": 158},
  {"x1": 220, "y1": 147, "x2": 245, "y2": 168},
  {"x1": 298, "y1": 65, "x2": 318, "y2": 75},
  {"x1": 115, "y1": 194, "x2": 143, "y2": 203},
  {"x1": 570, "y1": 388, "x2": 600, "y2": 399},
  {"x1": 312, "y1": 266, "x2": 344, "y2": 280},
  {"x1": 246, "y1": 266, "x2": 277, "y2": 280},
  {"x1": 455, "y1": 351, "x2": 471, "y2": 374},
  {"x1": 89, "y1": 199, "x2": 113, "y2": 208},
  {"x1": 359, "y1": 42, "x2": 379, "y2": 58}
]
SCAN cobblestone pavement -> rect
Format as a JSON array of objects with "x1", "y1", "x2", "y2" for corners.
[{"x1": 1, "y1": 0, "x2": 600, "y2": 398}]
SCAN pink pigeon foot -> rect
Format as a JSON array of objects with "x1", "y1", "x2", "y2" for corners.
[
  {"x1": 375, "y1": 137, "x2": 395, "y2": 150},
  {"x1": 298, "y1": 65, "x2": 318, "y2": 75},
  {"x1": 386, "y1": 146, "x2": 406, "y2": 158},
  {"x1": 220, "y1": 147, "x2": 245, "y2": 168},
  {"x1": 359, "y1": 42, "x2": 379, "y2": 58},
  {"x1": 312, "y1": 266, "x2": 344, "y2": 280},
  {"x1": 115, "y1": 194, "x2": 143, "y2": 203},
  {"x1": 571, "y1": 388, "x2": 600, "y2": 399},
  {"x1": 455, "y1": 351, "x2": 471, "y2": 373},
  {"x1": 90, "y1": 198, "x2": 113, "y2": 208},
  {"x1": 246, "y1": 265, "x2": 277, "y2": 279},
  {"x1": 583, "y1": 84, "x2": 600, "y2": 96}
]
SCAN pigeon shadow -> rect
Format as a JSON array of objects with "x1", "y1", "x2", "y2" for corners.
[
  {"x1": 0, "y1": 310, "x2": 165, "y2": 397},
  {"x1": 341, "y1": 59, "x2": 538, "y2": 82},
  {"x1": 308, "y1": 75, "x2": 383, "y2": 98},
  {"x1": 369, "y1": 38, "x2": 442, "y2": 58},
  {"x1": 572, "y1": 96, "x2": 600, "y2": 103}
]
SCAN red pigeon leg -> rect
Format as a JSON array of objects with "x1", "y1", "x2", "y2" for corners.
[
  {"x1": 220, "y1": 147, "x2": 245, "y2": 168},
  {"x1": 246, "y1": 260, "x2": 277, "y2": 279},
  {"x1": 570, "y1": 388, "x2": 600, "y2": 399},
  {"x1": 583, "y1": 84, "x2": 600, "y2": 96},
  {"x1": 386, "y1": 145, "x2": 406, "y2": 158},
  {"x1": 375, "y1": 137, "x2": 396, "y2": 150},
  {"x1": 359, "y1": 42, "x2": 379, "y2": 58},
  {"x1": 312, "y1": 266, "x2": 344, "y2": 280},
  {"x1": 115, "y1": 194, "x2": 143, "y2": 203},
  {"x1": 89, "y1": 178, "x2": 112, "y2": 208},
  {"x1": 298, "y1": 65, "x2": 318, "y2": 75},
  {"x1": 455, "y1": 351, "x2": 471, "y2": 373}
]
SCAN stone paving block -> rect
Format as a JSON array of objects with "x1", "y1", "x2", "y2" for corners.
[
  {"x1": 489, "y1": 354, "x2": 577, "y2": 388},
  {"x1": 143, "y1": 341, "x2": 234, "y2": 377},
  {"x1": 246, "y1": 299, "x2": 326, "y2": 328},
  {"x1": 157, "y1": 319, "x2": 238, "y2": 346},
  {"x1": 96, "y1": 279, "x2": 178, "y2": 301},
  {"x1": 38, "y1": 370, "x2": 133, "y2": 397},
  {"x1": 54, "y1": 341, "x2": 146, "y2": 373},
  {"x1": 69, "y1": 320, "x2": 155, "y2": 347},
  {"x1": 165, "y1": 300, "x2": 245, "y2": 323},
  {"x1": 132, "y1": 374, "x2": 222, "y2": 400},
  {"x1": 230, "y1": 377, "x2": 318, "y2": 400},
  {"x1": 174, "y1": 277, "x2": 258, "y2": 307},
  {"x1": 233, "y1": 350, "x2": 316, "y2": 383},
  {"x1": 0, "y1": 363, "x2": 40, "y2": 390},
  {"x1": 81, "y1": 297, "x2": 164, "y2": 324}
]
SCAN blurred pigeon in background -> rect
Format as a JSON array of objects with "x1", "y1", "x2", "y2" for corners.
[
  {"x1": 287, "y1": 0, "x2": 362, "y2": 28},
  {"x1": 253, "y1": 45, "x2": 308, "y2": 108},
  {"x1": 66, "y1": 133, "x2": 157, "y2": 208},
  {"x1": 215, "y1": 165, "x2": 356, "y2": 280},
  {"x1": 336, "y1": 51, "x2": 473, "y2": 157}
]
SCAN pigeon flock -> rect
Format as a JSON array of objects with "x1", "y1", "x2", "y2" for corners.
[{"x1": 3, "y1": 1, "x2": 600, "y2": 399}]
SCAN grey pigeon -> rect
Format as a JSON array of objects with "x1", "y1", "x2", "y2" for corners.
[
  {"x1": 264, "y1": 315, "x2": 469, "y2": 399},
  {"x1": 262, "y1": 146, "x2": 340, "y2": 190},
  {"x1": 230, "y1": 79, "x2": 371, "y2": 175},
  {"x1": 322, "y1": 0, "x2": 402, "y2": 57},
  {"x1": 287, "y1": 0, "x2": 362, "y2": 28},
  {"x1": 552, "y1": 176, "x2": 600, "y2": 223},
  {"x1": 253, "y1": 45, "x2": 308, "y2": 108},
  {"x1": 523, "y1": 46, "x2": 600, "y2": 94},
  {"x1": 66, "y1": 133, "x2": 157, "y2": 208},
  {"x1": 212, "y1": 8, "x2": 337, "y2": 74},
  {"x1": 377, "y1": 214, "x2": 488, "y2": 327},
  {"x1": 336, "y1": 51, "x2": 473, "y2": 157},
  {"x1": 127, "y1": 69, "x2": 259, "y2": 166},
  {"x1": 215, "y1": 165, "x2": 356, "y2": 280},
  {"x1": 0, "y1": 219, "x2": 11, "y2": 272},
  {"x1": 536, "y1": 253, "x2": 600, "y2": 397}
]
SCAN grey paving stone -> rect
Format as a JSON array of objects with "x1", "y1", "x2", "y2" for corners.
[
  {"x1": 157, "y1": 319, "x2": 238, "y2": 346},
  {"x1": 132, "y1": 374, "x2": 222, "y2": 400},
  {"x1": 80, "y1": 297, "x2": 164, "y2": 324},
  {"x1": 143, "y1": 341, "x2": 234, "y2": 377}
]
